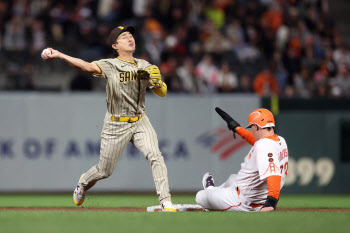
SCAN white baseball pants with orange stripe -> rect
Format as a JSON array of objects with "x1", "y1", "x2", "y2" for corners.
[
  {"x1": 79, "y1": 112, "x2": 171, "y2": 203},
  {"x1": 196, "y1": 174, "x2": 257, "y2": 212}
]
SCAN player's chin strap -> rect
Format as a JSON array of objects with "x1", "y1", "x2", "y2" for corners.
[{"x1": 262, "y1": 196, "x2": 279, "y2": 210}]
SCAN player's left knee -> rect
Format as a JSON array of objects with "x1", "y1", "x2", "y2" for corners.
[
  {"x1": 146, "y1": 151, "x2": 163, "y2": 162},
  {"x1": 195, "y1": 191, "x2": 206, "y2": 206}
]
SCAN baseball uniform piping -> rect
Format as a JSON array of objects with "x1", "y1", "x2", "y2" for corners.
[
  {"x1": 117, "y1": 57, "x2": 138, "y2": 67},
  {"x1": 204, "y1": 202, "x2": 242, "y2": 211},
  {"x1": 92, "y1": 62, "x2": 104, "y2": 76}
]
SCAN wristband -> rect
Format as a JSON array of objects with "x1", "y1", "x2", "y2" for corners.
[{"x1": 262, "y1": 196, "x2": 278, "y2": 210}]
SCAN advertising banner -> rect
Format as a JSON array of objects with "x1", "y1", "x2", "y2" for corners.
[{"x1": 0, "y1": 93, "x2": 259, "y2": 192}]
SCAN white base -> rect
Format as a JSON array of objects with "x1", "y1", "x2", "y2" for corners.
[{"x1": 147, "y1": 204, "x2": 205, "y2": 212}]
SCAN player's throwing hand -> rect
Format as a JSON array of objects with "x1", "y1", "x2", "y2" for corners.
[{"x1": 41, "y1": 48, "x2": 61, "y2": 60}]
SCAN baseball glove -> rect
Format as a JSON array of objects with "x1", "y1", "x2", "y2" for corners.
[{"x1": 137, "y1": 65, "x2": 163, "y2": 89}]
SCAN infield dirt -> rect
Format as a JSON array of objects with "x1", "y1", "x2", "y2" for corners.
[{"x1": 1, "y1": 207, "x2": 350, "y2": 212}]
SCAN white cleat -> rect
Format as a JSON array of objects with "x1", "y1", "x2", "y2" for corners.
[
  {"x1": 202, "y1": 172, "x2": 215, "y2": 189},
  {"x1": 73, "y1": 185, "x2": 86, "y2": 206},
  {"x1": 161, "y1": 201, "x2": 178, "y2": 212},
  {"x1": 73, "y1": 174, "x2": 86, "y2": 206}
]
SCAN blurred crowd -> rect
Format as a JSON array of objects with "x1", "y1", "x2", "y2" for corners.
[{"x1": 1, "y1": 0, "x2": 350, "y2": 98}]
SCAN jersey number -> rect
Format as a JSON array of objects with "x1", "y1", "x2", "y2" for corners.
[{"x1": 280, "y1": 162, "x2": 288, "y2": 176}]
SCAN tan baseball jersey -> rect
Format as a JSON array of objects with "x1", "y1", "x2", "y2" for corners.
[
  {"x1": 78, "y1": 57, "x2": 172, "y2": 204},
  {"x1": 93, "y1": 57, "x2": 152, "y2": 116}
]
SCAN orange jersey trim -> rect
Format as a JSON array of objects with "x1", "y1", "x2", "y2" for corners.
[
  {"x1": 267, "y1": 175, "x2": 281, "y2": 200},
  {"x1": 266, "y1": 134, "x2": 280, "y2": 142},
  {"x1": 236, "y1": 127, "x2": 256, "y2": 146},
  {"x1": 259, "y1": 162, "x2": 280, "y2": 178},
  {"x1": 204, "y1": 202, "x2": 242, "y2": 211}
]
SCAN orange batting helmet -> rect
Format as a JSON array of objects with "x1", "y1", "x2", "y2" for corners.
[{"x1": 246, "y1": 108, "x2": 275, "y2": 128}]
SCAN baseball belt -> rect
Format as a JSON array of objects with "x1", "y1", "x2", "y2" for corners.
[
  {"x1": 110, "y1": 111, "x2": 145, "y2": 122},
  {"x1": 236, "y1": 187, "x2": 263, "y2": 209}
]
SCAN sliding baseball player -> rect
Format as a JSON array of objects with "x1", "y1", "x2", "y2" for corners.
[
  {"x1": 41, "y1": 26, "x2": 176, "y2": 212},
  {"x1": 196, "y1": 108, "x2": 289, "y2": 212}
]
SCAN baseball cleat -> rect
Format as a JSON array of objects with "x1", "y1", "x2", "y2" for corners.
[
  {"x1": 73, "y1": 174, "x2": 86, "y2": 206},
  {"x1": 73, "y1": 185, "x2": 86, "y2": 206},
  {"x1": 161, "y1": 201, "x2": 178, "y2": 212},
  {"x1": 202, "y1": 172, "x2": 215, "y2": 189}
]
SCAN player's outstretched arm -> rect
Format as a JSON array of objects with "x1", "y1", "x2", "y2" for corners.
[
  {"x1": 215, "y1": 107, "x2": 256, "y2": 145},
  {"x1": 235, "y1": 127, "x2": 256, "y2": 146},
  {"x1": 42, "y1": 48, "x2": 102, "y2": 75}
]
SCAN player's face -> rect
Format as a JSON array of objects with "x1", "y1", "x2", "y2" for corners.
[
  {"x1": 251, "y1": 124, "x2": 261, "y2": 140},
  {"x1": 115, "y1": 32, "x2": 136, "y2": 53}
]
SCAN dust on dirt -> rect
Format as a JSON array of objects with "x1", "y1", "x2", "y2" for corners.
[{"x1": 1, "y1": 207, "x2": 350, "y2": 212}]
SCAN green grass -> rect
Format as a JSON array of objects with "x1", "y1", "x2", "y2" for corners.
[
  {"x1": 1, "y1": 193, "x2": 350, "y2": 208},
  {"x1": 0, "y1": 194, "x2": 350, "y2": 233},
  {"x1": 279, "y1": 194, "x2": 350, "y2": 208},
  {"x1": 0, "y1": 193, "x2": 197, "y2": 208}
]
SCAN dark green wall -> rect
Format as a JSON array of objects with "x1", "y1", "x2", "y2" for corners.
[{"x1": 263, "y1": 98, "x2": 350, "y2": 193}]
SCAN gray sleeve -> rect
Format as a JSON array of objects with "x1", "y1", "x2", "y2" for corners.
[{"x1": 92, "y1": 60, "x2": 113, "y2": 79}]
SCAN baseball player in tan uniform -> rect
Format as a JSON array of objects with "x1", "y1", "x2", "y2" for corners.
[
  {"x1": 42, "y1": 26, "x2": 176, "y2": 211},
  {"x1": 196, "y1": 108, "x2": 288, "y2": 212}
]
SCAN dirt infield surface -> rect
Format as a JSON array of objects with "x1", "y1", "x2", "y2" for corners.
[{"x1": 1, "y1": 207, "x2": 350, "y2": 212}]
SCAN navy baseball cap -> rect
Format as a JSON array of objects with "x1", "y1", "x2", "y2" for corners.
[{"x1": 108, "y1": 26, "x2": 135, "y2": 44}]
